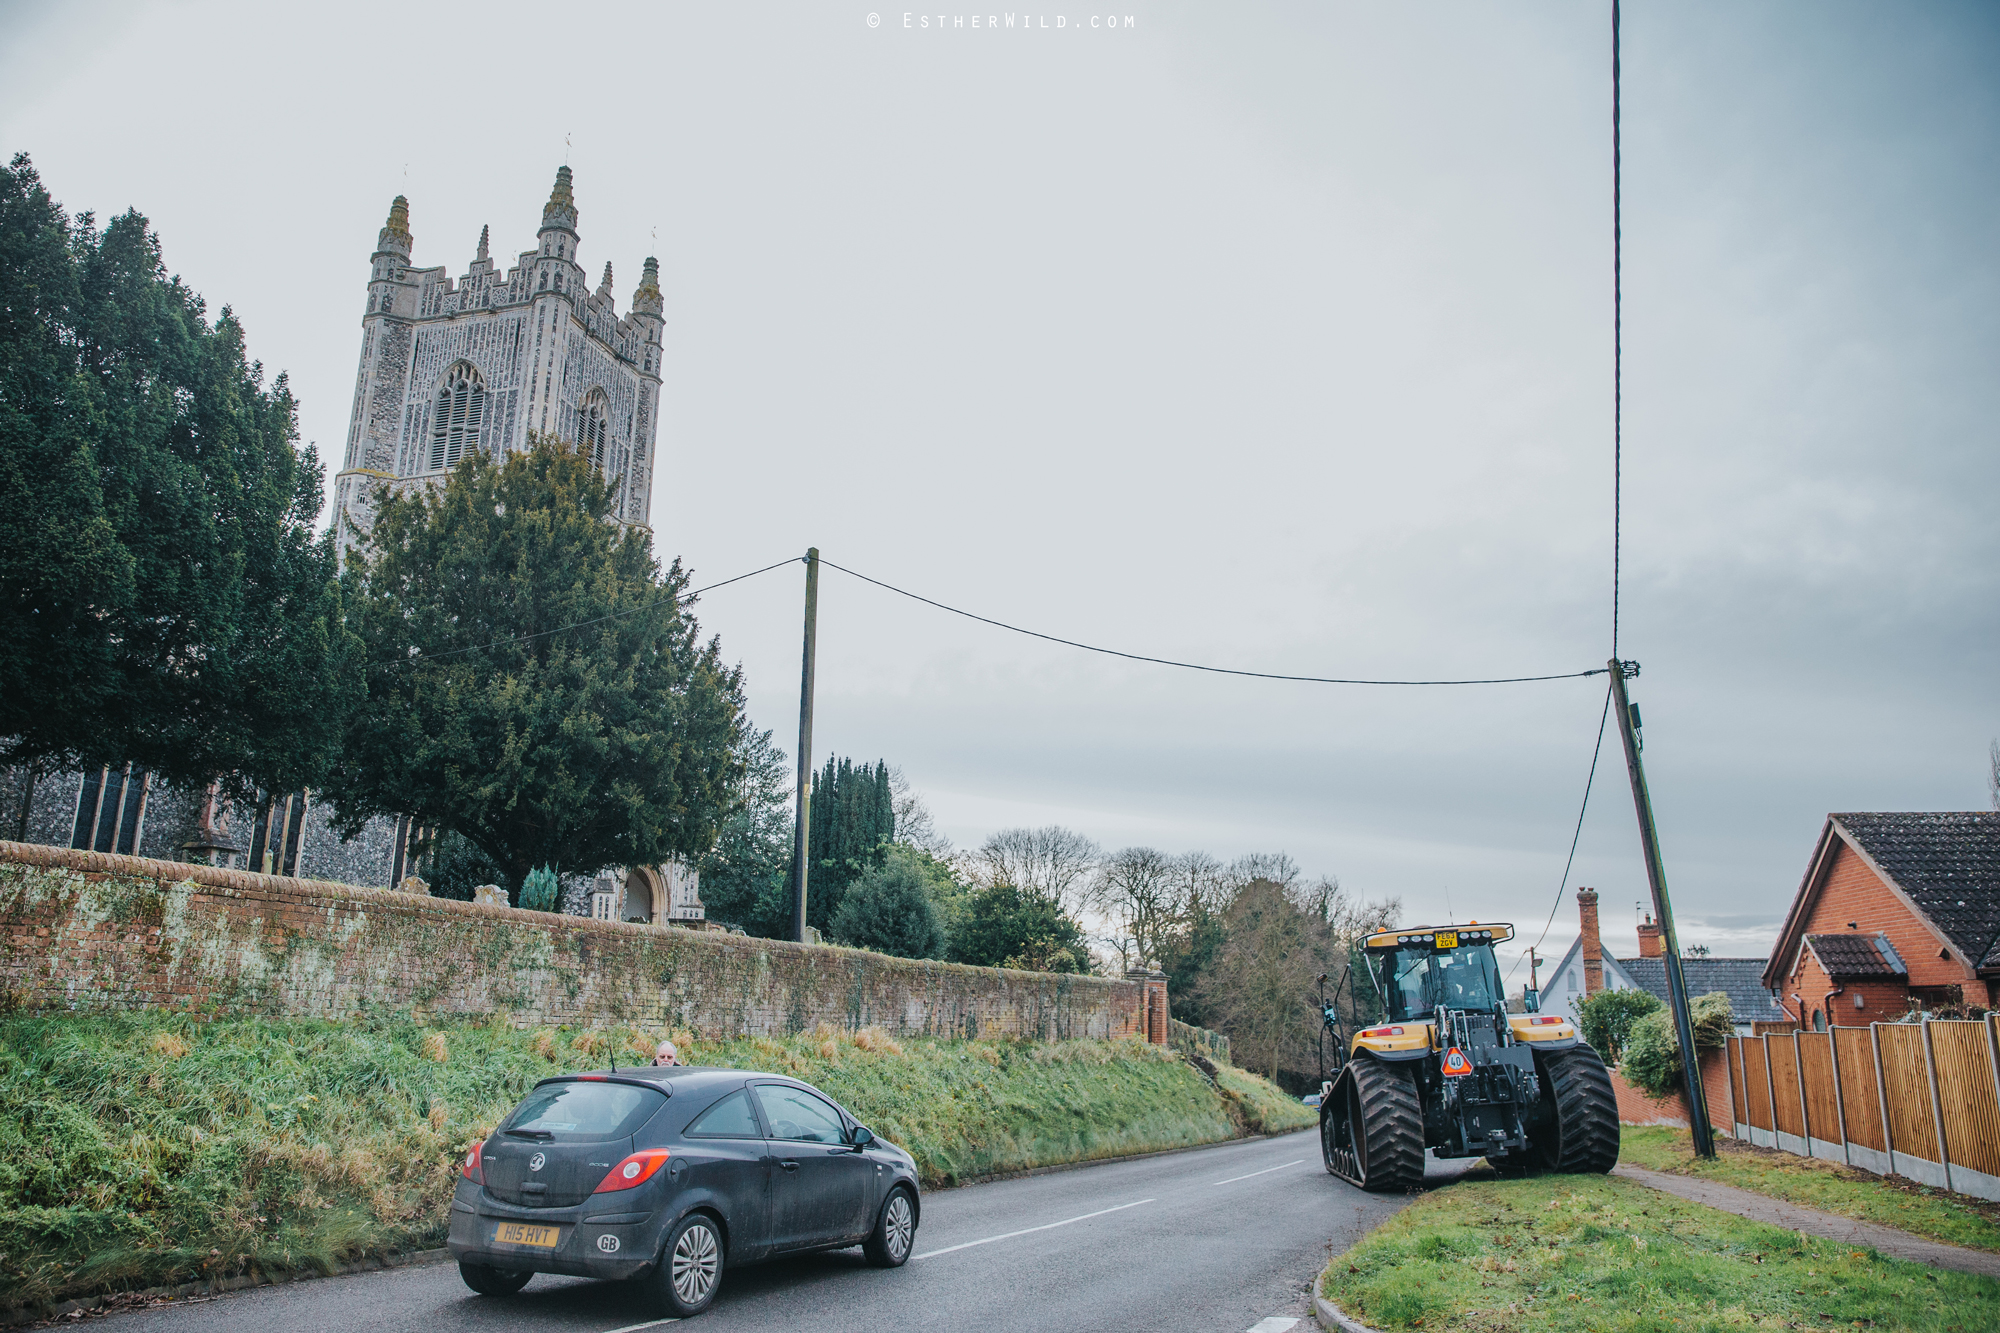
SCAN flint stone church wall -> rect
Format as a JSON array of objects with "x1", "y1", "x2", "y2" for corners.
[{"x1": 0, "y1": 843, "x2": 1150, "y2": 1042}]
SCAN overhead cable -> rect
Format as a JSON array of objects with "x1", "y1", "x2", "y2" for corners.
[
  {"x1": 374, "y1": 556, "x2": 800, "y2": 668},
  {"x1": 818, "y1": 558, "x2": 1606, "y2": 687}
]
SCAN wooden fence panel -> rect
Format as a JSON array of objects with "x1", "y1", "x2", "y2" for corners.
[
  {"x1": 1798, "y1": 1031, "x2": 1840, "y2": 1145},
  {"x1": 1931, "y1": 1019, "x2": 2000, "y2": 1179},
  {"x1": 1878, "y1": 1023, "x2": 1942, "y2": 1164},
  {"x1": 1742, "y1": 1038, "x2": 1773, "y2": 1132},
  {"x1": 1729, "y1": 1037, "x2": 1749, "y2": 1124},
  {"x1": 1769, "y1": 1037, "x2": 1805, "y2": 1139},
  {"x1": 1834, "y1": 1025, "x2": 1884, "y2": 1152}
]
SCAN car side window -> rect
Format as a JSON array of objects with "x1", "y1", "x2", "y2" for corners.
[
  {"x1": 685, "y1": 1089, "x2": 762, "y2": 1138},
  {"x1": 752, "y1": 1084, "x2": 847, "y2": 1143}
]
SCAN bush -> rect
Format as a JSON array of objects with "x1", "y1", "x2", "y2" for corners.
[
  {"x1": 518, "y1": 865, "x2": 558, "y2": 912},
  {"x1": 1572, "y1": 987, "x2": 1662, "y2": 1065},
  {"x1": 949, "y1": 881, "x2": 1090, "y2": 973},
  {"x1": 830, "y1": 848, "x2": 948, "y2": 959},
  {"x1": 1622, "y1": 991, "x2": 1734, "y2": 1098}
]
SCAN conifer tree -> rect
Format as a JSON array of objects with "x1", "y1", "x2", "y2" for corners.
[
  {"x1": 325, "y1": 431, "x2": 743, "y2": 895},
  {"x1": 804, "y1": 755, "x2": 896, "y2": 930},
  {"x1": 0, "y1": 153, "x2": 361, "y2": 799}
]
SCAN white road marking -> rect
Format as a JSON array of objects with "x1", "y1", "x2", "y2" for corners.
[
  {"x1": 1246, "y1": 1319, "x2": 1299, "y2": 1332},
  {"x1": 1211, "y1": 1158, "x2": 1305, "y2": 1186},
  {"x1": 911, "y1": 1198, "x2": 1155, "y2": 1261},
  {"x1": 600, "y1": 1319, "x2": 678, "y2": 1332}
]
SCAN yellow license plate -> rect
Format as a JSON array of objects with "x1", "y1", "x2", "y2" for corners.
[
  {"x1": 492, "y1": 1222, "x2": 562, "y2": 1248},
  {"x1": 1435, "y1": 932, "x2": 1458, "y2": 949}
]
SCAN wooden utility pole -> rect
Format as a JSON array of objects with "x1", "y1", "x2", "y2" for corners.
[
  {"x1": 788, "y1": 550, "x2": 820, "y2": 945},
  {"x1": 1526, "y1": 947, "x2": 1540, "y2": 1001},
  {"x1": 1608, "y1": 659, "x2": 1715, "y2": 1158}
]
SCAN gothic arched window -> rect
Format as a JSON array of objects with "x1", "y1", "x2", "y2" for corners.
[
  {"x1": 577, "y1": 390, "x2": 609, "y2": 469},
  {"x1": 428, "y1": 362, "x2": 485, "y2": 472}
]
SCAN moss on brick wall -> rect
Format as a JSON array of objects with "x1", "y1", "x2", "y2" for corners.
[{"x1": 0, "y1": 844, "x2": 1147, "y2": 1041}]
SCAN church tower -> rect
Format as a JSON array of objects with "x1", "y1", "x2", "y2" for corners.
[{"x1": 333, "y1": 168, "x2": 665, "y2": 561}]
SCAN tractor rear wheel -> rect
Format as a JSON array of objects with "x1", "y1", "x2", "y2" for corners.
[
  {"x1": 1322, "y1": 1057, "x2": 1426, "y2": 1193},
  {"x1": 1532, "y1": 1046, "x2": 1620, "y2": 1174}
]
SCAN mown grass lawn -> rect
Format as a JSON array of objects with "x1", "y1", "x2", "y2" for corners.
[
  {"x1": 0, "y1": 1012, "x2": 1306, "y2": 1310},
  {"x1": 1319, "y1": 1173, "x2": 2000, "y2": 1332},
  {"x1": 1620, "y1": 1126, "x2": 2000, "y2": 1254}
]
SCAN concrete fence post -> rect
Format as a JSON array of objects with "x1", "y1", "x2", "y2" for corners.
[
  {"x1": 1919, "y1": 1015, "x2": 1954, "y2": 1195},
  {"x1": 1827, "y1": 1023, "x2": 1852, "y2": 1167},
  {"x1": 1794, "y1": 1030, "x2": 1813, "y2": 1158},
  {"x1": 1762, "y1": 1034, "x2": 1780, "y2": 1152},
  {"x1": 1871, "y1": 1023, "x2": 1897, "y2": 1179}
]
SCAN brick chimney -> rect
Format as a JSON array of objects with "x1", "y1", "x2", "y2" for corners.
[
  {"x1": 1636, "y1": 911, "x2": 1664, "y2": 959},
  {"x1": 1577, "y1": 887, "x2": 1604, "y2": 996}
]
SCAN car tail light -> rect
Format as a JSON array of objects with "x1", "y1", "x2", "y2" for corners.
[
  {"x1": 461, "y1": 1144, "x2": 485, "y2": 1183},
  {"x1": 593, "y1": 1148, "x2": 672, "y2": 1193},
  {"x1": 1360, "y1": 1026, "x2": 1405, "y2": 1038},
  {"x1": 1530, "y1": 1016, "x2": 1564, "y2": 1026}
]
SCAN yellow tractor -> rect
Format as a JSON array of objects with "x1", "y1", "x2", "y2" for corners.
[{"x1": 1316, "y1": 922, "x2": 1619, "y2": 1191}]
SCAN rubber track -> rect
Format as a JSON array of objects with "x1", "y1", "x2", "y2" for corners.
[
  {"x1": 1535, "y1": 1046, "x2": 1620, "y2": 1174},
  {"x1": 1345, "y1": 1058, "x2": 1427, "y2": 1193}
]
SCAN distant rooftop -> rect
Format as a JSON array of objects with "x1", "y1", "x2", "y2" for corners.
[{"x1": 1619, "y1": 956, "x2": 1790, "y2": 1024}]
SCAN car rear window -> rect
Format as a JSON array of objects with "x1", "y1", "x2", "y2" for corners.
[
  {"x1": 685, "y1": 1089, "x2": 762, "y2": 1138},
  {"x1": 503, "y1": 1081, "x2": 664, "y2": 1140}
]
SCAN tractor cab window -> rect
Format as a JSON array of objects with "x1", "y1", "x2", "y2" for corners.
[{"x1": 1374, "y1": 945, "x2": 1505, "y2": 1021}]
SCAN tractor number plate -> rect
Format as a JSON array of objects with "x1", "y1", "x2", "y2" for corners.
[
  {"x1": 1435, "y1": 931, "x2": 1458, "y2": 949},
  {"x1": 492, "y1": 1222, "x2": 562, "y2": 1248}
]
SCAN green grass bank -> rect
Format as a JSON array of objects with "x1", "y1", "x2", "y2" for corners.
[
  {"x1": 1318, "y1": 1173, "x2": 2000, "y2": 1333},
  {"x1": 0, "y1": 1012, "x2": 1309, "y2": 1309},
  {"x1": 1620, "y1": 1126, "x2": 2000, "y2": 1255}
]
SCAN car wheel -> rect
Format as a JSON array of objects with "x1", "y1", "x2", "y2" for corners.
[
  {"x1": 654, "y1": 1212, "x2": 724, "y2": 1316},
  {"x1": 863, "y1": 1186, "x2": 917, "y2": 1268},
  {"x1": 459, "y1": 1260, "x2": 532, "y2": 1296}
]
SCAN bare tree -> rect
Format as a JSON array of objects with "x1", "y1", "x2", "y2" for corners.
[
  {"x1": 886, "y1": 765, "x2": 951, "y2": 854},
  {"x1": 1199, "y1": 878, "x2": 1334, "y2": 1084},
  {"x1": 974, "y1": 826, "x2": 1102, "y2": 916},
  {"x1": 1093, "y1": 845, "x2": 1181, "y2": 973},
  {"x1": 1227, "y1": 851, "x2": 1301, "y2": 891},
  {"x1": 1169, "y1": 849, "x2": 1234, "y2": 916},
  {"x1": 1989, "y1": 739, "x2": 1999, "y2": 811}
]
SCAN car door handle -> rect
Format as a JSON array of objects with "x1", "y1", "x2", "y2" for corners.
[{"x1": 778, "y1": 1159, "x2": 799, "y2": 1172}]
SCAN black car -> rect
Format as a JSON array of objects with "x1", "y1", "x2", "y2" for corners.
[{"x1": 448, "y1": 1066, "x2": 922, "y2": 1316}]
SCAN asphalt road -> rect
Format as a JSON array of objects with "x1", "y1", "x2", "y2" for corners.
[{"x1": 92, "y1": 1130, "x2": 1475, "y2": 1333}]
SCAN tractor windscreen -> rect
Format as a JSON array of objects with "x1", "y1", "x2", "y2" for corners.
[{"x1": 1375, "y1": 944, "x2": 1506, "y2": 1021}]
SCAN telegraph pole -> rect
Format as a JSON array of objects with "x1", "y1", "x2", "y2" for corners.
[
  {"x1": 788, "y1": 550, "x2": 820, "y2": 944},
  {"x1": 1609, "y1": 659, "x2": 1715, "y2": 1158}
]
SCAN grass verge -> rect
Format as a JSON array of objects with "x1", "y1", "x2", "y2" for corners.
[
  {"x1": 1620, "y1": 1126, "x2": 2000, "y2": 1254},
  {"x1": 1319, "y1": 1173, "x2": 2000, "y2": 1332},
  {"x1": 0, "y1": 1012, "x2": 1308, "y2": 1309}
]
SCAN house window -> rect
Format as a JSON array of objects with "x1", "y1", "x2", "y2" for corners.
[
  {"x1": 1566, "y1": 969, "x2": 1578, "y2": 992},
  {"x1": 428, "y1": 363, "x2": 485, "y2": 472}
]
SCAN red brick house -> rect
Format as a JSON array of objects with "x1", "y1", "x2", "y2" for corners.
[{"x1": 1764, "y1": 812, "x2": 2000, "y2": 1029}]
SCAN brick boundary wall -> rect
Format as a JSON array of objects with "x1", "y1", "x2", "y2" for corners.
[
  {"x1": 1609, "y1": 1048, "x2": 1734, "y2": 1133},
  {"x1": 0, "y1": 842, "x2": 1151, "y2": 1041}
]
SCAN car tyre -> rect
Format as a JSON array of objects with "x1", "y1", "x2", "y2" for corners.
[
  {"x1": 653, "y1": 1212, "x2": 724, "y2": 1317},
  {"x1": 458, "y1": 1259, "x2": 532, "y2": 1296},
  {"x1": 863, "y1": 1186, "x2": 917, "y2": 1268}
]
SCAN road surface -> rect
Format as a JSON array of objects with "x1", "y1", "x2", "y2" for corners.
[{"x1": 92, "y1": 1130, "x2": 1474, "y2": 1333}]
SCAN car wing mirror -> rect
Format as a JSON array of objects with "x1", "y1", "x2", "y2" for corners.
[{"x1": 850, "y1": 1125, "x2": 875, "y2": 1151}]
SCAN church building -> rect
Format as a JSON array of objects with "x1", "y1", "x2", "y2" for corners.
[
  {"x1": 4, "y1": 167, "x2": 710, "y2": 930},
  {"x1": 333, "y1": 166, "x2": 664, "y2": 557}
]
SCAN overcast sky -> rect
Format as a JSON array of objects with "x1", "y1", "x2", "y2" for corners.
[{"x1": 5, "y1": 1, "x2": 1995, "y2": 977}]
